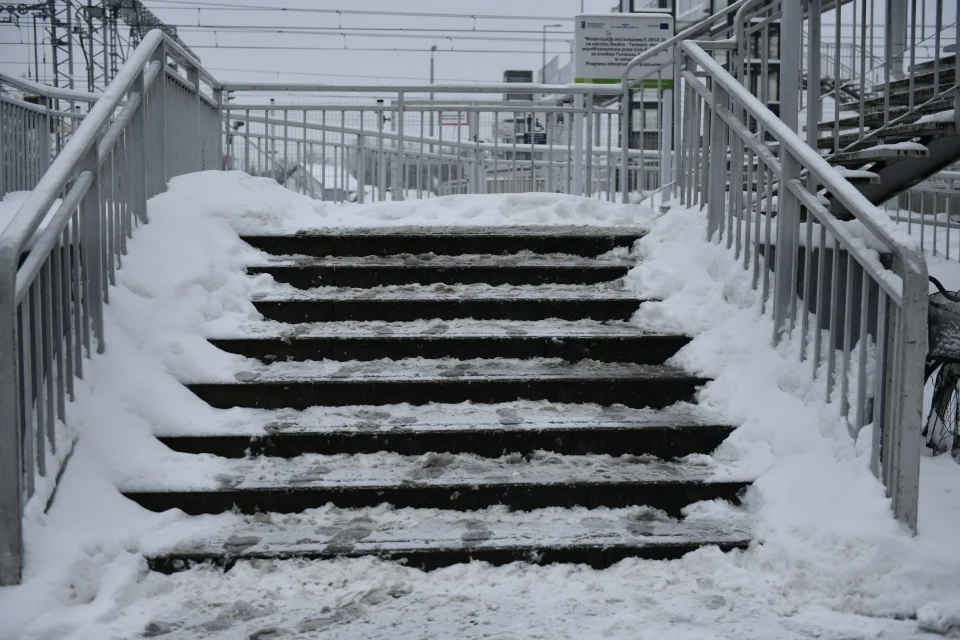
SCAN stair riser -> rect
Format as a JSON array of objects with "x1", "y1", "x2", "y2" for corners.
[
  {"x1": 209, "y1": 336, "x2": 689, "y2": 364},
  {"x1": 126, "y1": 481, "x2": 748, "y2": 518},
  {"x1": 248, "y1": 265, "x2": 629, "y2": 288},
  {"x1": 243, "y1": 234, "x2": 642, "y2": 258},
  {"x1": 147, "y1": 540, "x2": 751, "y2": 575},
  {"x1": 254, "y1": 299, "x2": 643, "y2": 323},
  {"x1": 158, "y1": 425, "x2": 734, "y2": 459},
  {"x1": 187, "y1": 378, "x2": 707, "y2": 410}
]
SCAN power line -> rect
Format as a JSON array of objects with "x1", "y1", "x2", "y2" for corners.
[
  {"x1": 138, "y1": 44, "x2": 573, "y2": 54},
  {"x1": 159, "y1": 25, "x2": 573, "y2": 35},
  {"x1": 208, "y1": 67, "x2": 503, "y2": 83},
  {"x1": 144, "y1": 0, "x2": 579, "y2": 22},
  {"x1": 169, "y1": 26, "x2": 573, "y2": 44}
]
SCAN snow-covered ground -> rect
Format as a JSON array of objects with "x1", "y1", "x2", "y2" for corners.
[{"x1": 1, "y1": 170, "x2": 959, "y2": 639}]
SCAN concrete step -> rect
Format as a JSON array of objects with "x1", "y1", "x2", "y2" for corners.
[
  {"x1": 142, "y1": 505, "x2": 751, "y2": 573},
  {"x1": 208, "y1": 320, "x2": 686, "y2": 364},
  {"x1": 248, "y1": 255, "x2": 632, "y2": 288},
  {"x1": 159, "y1": 401, "x2": 732, "y2": 459},
  {"x1": 242, "y1": 226, "x2": 645, "y2": 258},
  {"x1": 252, "y1": 285, "x2": 645, "y2": 323},
  {"x1": 122, "y1": 452, "x2": 750, "y2": 517},
  {"x1": 185, "y1": 359, "x2": 708, "y2": 410}
]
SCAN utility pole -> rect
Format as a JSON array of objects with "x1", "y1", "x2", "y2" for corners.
[{"x1": 542, "y1": 24, "x2": 562, "y2": 84}]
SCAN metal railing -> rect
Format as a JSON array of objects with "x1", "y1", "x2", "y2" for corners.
[
  {"x1": 222, "y1": 85, "x2": 660, "y2": 203},
  {"x1": 677, "y1": 35, "x2": 928, "y2": 529},
  {"x1": 0, "y1": 75, "x2": 100, "y2": 198},
  {"x1": 886, "y1": 171, "x2": 960, "y2": 260},
  {"x1": 806, "y1": 1, "x2": 958, "y2": 155},
  {"x1": 0, "y1": 31, "x2": 221, "y2": 586}
]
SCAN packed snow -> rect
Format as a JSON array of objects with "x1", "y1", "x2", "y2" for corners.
[{"x1": 1, "y1": 170, "x2": 959, "y2": 639}]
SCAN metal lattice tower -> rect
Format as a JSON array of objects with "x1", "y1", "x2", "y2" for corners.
[{"x1": 1, "y1": 0, "x2": 197, "y2": 93}]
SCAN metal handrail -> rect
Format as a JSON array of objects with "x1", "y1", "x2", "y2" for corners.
[
  {"x1": 0, "y1": 73, "x2": 101, "y2": 103},
  {"x1": 0, "y1": 29, "x2": 222, "y2": 586},
  {"x1": 686, "y1": 42, "x2": 925, "y2": 273},
  {"x1": 681, "y1": 38, "x2": 928, "y2": 530}
]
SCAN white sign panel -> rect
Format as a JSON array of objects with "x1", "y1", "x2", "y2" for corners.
[
  {"x1": 441, "y1": 112, "x2": 470, "y2": 126},
  {"x1": 574, "y1": 13, "x2": 674, "y2": 85}
]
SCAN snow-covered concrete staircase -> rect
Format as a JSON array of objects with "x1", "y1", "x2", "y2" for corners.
[{"x1": 130, "y1": 227, "x2": 753, "y2": 572}]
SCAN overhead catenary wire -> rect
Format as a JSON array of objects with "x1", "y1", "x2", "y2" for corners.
[
  {"x1": 145, "y1": 0, "x2": 580, "y2": 22},
  {"x1": 169, "y1": 25, "x2": 574, "y2": 44},
  {"x1": 117, "y1": 44, "x2": 574, "y2": 54}
]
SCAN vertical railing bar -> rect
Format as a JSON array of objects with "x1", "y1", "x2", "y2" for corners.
[
  {"x1": 826, "y1": 238, "x2": 841, "y2": 399},
  {"x1": 855, "y1": 265, "x2": 870, "y2": 432},
  {"x1": 41, "y1": 262, "x2": 56, "y2": 455},
  {"x1": 813, "y1": 221, "x2": 828, "y2": 378},
  {"x1": 19, "y1": 302, "x2": 36, "y2": 497},
  {"x1": 840, "y1": 252, "x2": 855, "y2": 424},
  {"x1": 800, "y1": 206, "x2": 814, "y2": 361},
  {"x1": 70, "y1": 205, "x2": 83, "y2": 379},
  {"x1": 871, "y1": 290, "x2": 887, "y2": 478},
  {"x1": 29, "y1": 284, "x2": 45, "y2": 478}
]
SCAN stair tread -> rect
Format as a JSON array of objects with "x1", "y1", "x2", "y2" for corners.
[
  {"x1": 210, "y1": 319, "x2": 658, "y2": 340},
  {"x1": 253, "y1": 283, "x2": 641, "y2": 302},
  {"x1": 250, "y1": 254, "x2": 635, "y2": 268},
  {"x1": 831, "y1": 143, "x2": 930, "y2": 165},
  {"x1": 122, "y1": 451, "x2": 747, "y2": 493},
  {"x1": 155, "y1": 401, "x2": 723, "y2": 438},
  {"x1": 140, "y1": 505, "x2": 751, "y2": 562},
  {"x1": 186, "y1": 359, "x2": 698, "y2": 384},
  {"x1": 254, "y1": 225, "x2": 647, "y2": 238},
  {"x1": 910, "y1": 54, "x2": 956, "y2": 72}
]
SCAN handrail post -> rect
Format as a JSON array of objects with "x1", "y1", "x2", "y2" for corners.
[
  {"x1": 151, "y1": 42, "x2": 167, "y2": 194},
  {"x1": 80, "y1": 142, "x2": 105, "y2": 354},
  {"x1": 131, "y1": 69, "x2": 148, "y2": 223},
  {"x1": 0, "y1": 101, "x2": 7, "y2": 197},
  {"x1": 621, "y1": 82, "x2": 631, "y2": 204},
  {"x1": 890, "y1": 261, "x2": 928, "y2": 531},
  {"x1": 707, "y1": 78, "x2": 728, "y2": 239},
  {"x1": 395, "y1": 92, "x2": 405, "y2": 202},
  {"x1": 187, "y1": 65, "x2": 201, "y2": 173},
  {"x1": 0, "y1": 241, "x2": 23, "y2": 586},
  {"x1": 585, "y1": 94, "x2": 594, "y2": 198}
]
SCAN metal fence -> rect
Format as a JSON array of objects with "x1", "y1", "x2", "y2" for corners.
[
  {"x1": 0, "y1": 31, "x2": 221, "y2": 586},
  {"x1": 673, "y1": 8, "x2": 928, "y2": 530},
  {"x1": 885, "y1": 171, "x2": 960, "y2": 259},
  {"x1": 0, "y1": 75, "x2": 100, "y2": 199},
  {"x1": 221, "y1": 85, "x2": 663, "y2": 204}
]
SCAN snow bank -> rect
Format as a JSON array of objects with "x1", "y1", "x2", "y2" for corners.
[
  {"x1": 0, "y1": 171, "x2": 957, "y2": 639},
  {"x1": 173, "y1": 170, "x2": 645, "y2": 234},
  {"x1": 626, "y1": 202, "x2": 960, "y2": 626}
]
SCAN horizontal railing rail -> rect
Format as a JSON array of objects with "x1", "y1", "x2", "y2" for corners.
[{"x1": 0, "y1": 29, "x2": 222, "y2": 586}]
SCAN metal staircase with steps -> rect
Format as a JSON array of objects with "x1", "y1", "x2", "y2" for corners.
[
  {"x1": 128, "y1": 226, "x2": 753, "y2": 573},
  {"x1": 820, "y1": 51, "x2": 960, "y2": 219}
]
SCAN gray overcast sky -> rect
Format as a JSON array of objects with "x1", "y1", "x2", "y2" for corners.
[{"x1": 0, "y1": 0, "x2": 622, "y2": 87}]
